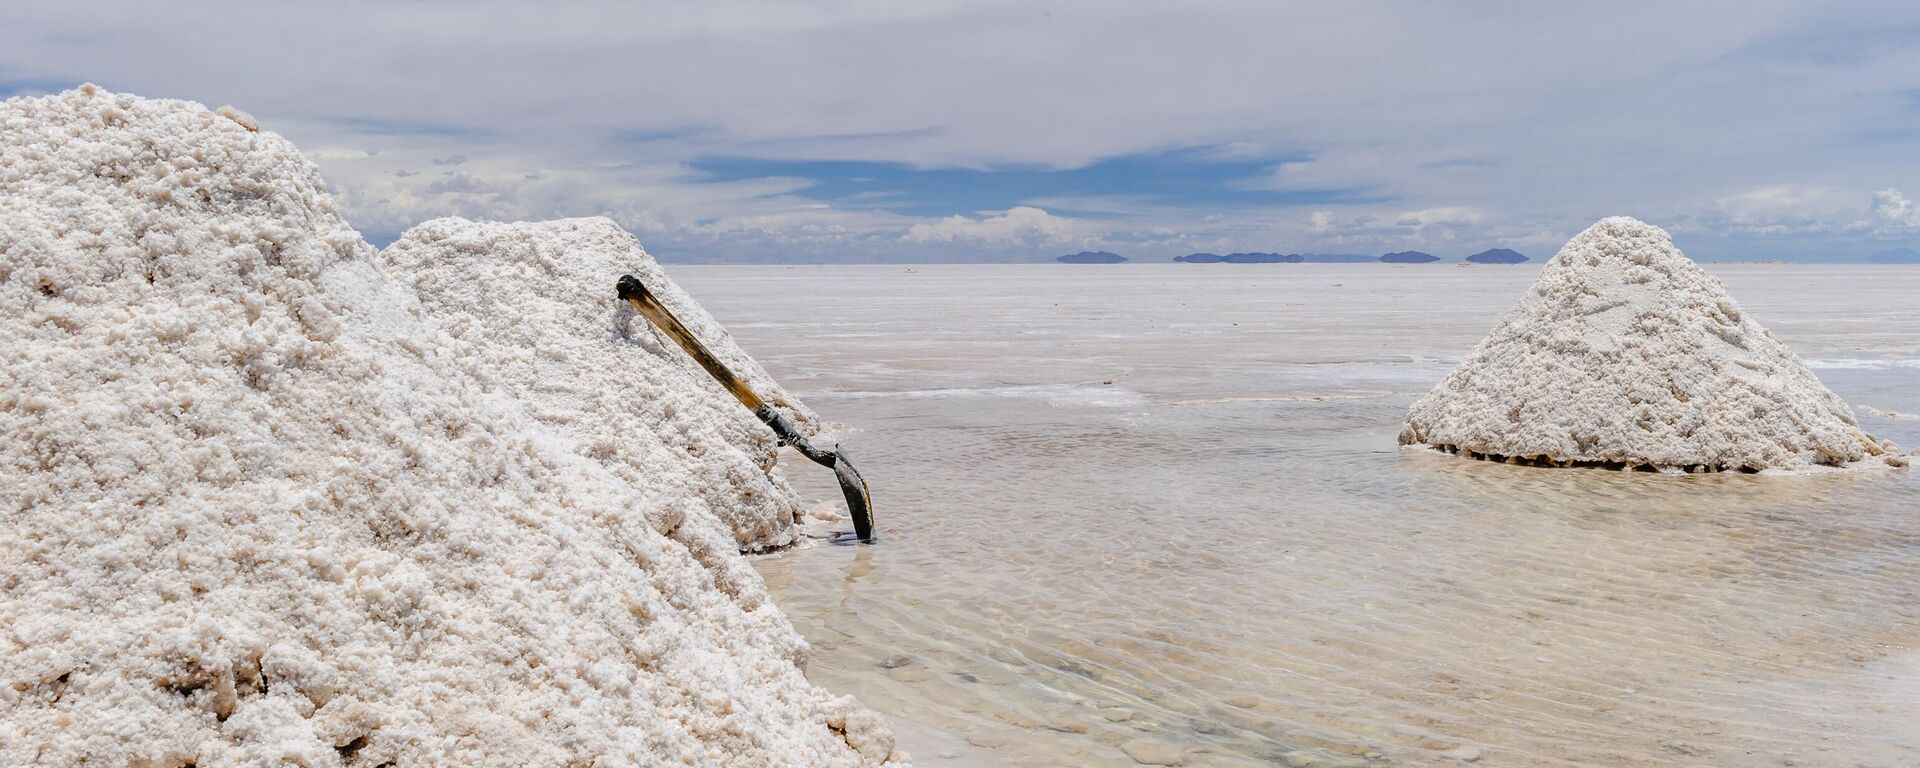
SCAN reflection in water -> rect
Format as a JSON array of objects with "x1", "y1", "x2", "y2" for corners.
[{"x1": 677, "y1": 265, "x2": 1920, "y2": 768}]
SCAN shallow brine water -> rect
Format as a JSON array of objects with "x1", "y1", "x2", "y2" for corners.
[{"x1": 676, "y1": 264, "x2": 1920, "y2": 768}]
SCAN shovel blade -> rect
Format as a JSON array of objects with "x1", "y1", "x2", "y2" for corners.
[{"x1": 832, "y1": 447, "x2": 875, "y2": 543}]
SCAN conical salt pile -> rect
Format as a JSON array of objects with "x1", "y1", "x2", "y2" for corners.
[
  {"x1": 382, "y1": 218, "x2": 823, "y2": 552},
  {"x1": 1401, "y1": 217, "x2": 1898, "y2": 472},
  {"x1": 0, "y1": 87, "x2": 900, "y2": 766}
]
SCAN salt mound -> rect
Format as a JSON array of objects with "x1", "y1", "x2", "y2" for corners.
[
  {"x1": 381, "y1": 217, "x2": 818, "y2": 552},
  {"x1": 0, "y1": 87, "x2": 899, "y2": 766},
  {"x1": 1401, "y1": 217, "x2": 1897, "y2": 472}
]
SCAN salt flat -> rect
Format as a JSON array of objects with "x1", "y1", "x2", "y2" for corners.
[{"x1": 680, "y1": 263, "x2": 1920, "y2": 768}]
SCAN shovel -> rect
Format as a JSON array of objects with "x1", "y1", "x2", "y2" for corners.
[{"x1": 617, "y1": 275, "x2": 875, "y2": 543}]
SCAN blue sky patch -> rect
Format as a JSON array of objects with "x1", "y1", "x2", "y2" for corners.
[
  {"x1": 686, "y1": 146, "x2": 1384, "y2": 217},
  {"x1": 0, "y1": 77, "x2": 77, "y2": 98}
]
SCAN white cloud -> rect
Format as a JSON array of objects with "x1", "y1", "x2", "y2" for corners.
[
  {"x1": 1304, "y1": 206, "x2": 1487, "y2": 244},
  {"x1": 1674, "y1": 185, "x2": 1920, "y2": 245},
  {"x1": 5, "y1": 1, "x2": 1918, "y2": 260},
  {"x1": 1718, "y1": 184, "x2": 1851, "y2": 217},
  {"x1": 1871, "y1": 188, "x2": 1920, "y2": 231},
  {"x1": 305, "y1": 147, "x2": 376, "y2": 161},
  {"x1": 1398, "y1": 206, "x2": 1484, "y2": 227},
  {"x1": 424, "y1": 170, "x2": 498, "y2": 195},
  {"x1": 1693, "y1": 184, "x2": 1859, "y2": 236},
  {"x1": 901, "y1": 206, "x2": 1093, "y2": 247}
]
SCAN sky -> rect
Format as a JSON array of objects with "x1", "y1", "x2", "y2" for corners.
[{"x1": 4, "y1": 1, "x2": 1920, "y2": 263}]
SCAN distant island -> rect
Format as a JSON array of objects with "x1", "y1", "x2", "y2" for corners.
[
  {"x1": 1466, "y1": 248, "x2": 1528, "y2": 264},
  {"x1": 1224, "y1": 252, "x2": 1303, "y2": 263},
  {"x1": 1175, "y1": 252, "x2": 1305, "y2": 263},
  {"x1": 1166, "y1": 248, "x2": 1531, "y2": 264},
  {"x1": 1868, "y1": 247, "x2": 1920, "y2": 264},
  {"x1": 1057, "y1": 251, "x2": 1128, "y2": 264},
  {"x1": 1177, "y1": 252, "x2": 1333, "y2": 263},
  {"x1": 1176, "y1": 251, "x2": 1430, "y2": 263}
]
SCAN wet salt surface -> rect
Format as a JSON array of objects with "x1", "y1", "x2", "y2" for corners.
[{"x1": 676, "y1": 264, "x2": 1920, "y2": 767}]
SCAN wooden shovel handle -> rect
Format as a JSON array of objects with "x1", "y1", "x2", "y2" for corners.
[{"x1": 617, "y1": 275, "x2": 766, "y2": 413}]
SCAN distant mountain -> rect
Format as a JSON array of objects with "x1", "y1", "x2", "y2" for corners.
[
  {"x1": 1869, "y1": 247, "x2": 1920, "y2": 264},
  {"x1": 1466, "y1": 248, "x2": 1528, "y2": 264},
  {"x1": 1177, "y1": 252, "x2": 1304, "y2": 263},
  {"x1": 1222, "y1": 252, "x2": 1305, "y2": 263},
  {"x1": 1177, "y1": 252, "x2": 1305, "y2": 263},
  {"x1": 1175, "y1": 251, "x2": 1388, "y2": 263},
  {"x1": 1057, "y1": 251, "x2": 1127, "y2": 264},
  {"x1": 1380, "y1": 250, "x2": 1439, "y2": 264}
]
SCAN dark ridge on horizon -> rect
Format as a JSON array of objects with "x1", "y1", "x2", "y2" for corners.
[
  {"x1": 637, "y1": 246, "x2": 1920, "y2": 265},
  {"x1": 1174, "y1": 252, "x2": 1305, "y2": 263},
  {"x1": 1057, "y1": 250, "x2": 1128, "y2": 263},
  {"x1": 1466, "y1": 248, "x2": 1528, "y2": 264},
  {"x1": 1178, "y1": 251, "x2": 1435, "y2": 263}
]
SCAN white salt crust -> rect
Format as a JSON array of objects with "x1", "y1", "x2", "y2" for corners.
[
  {"x1": 381, "y1": 217, "x2": 819, "y2": 552},
  {"x1": 1402, "y1": 217, "x2": 1898, "y2": 472},
  {"x1": 0, "y1": 86, "x2": 900, "y2": 767}
]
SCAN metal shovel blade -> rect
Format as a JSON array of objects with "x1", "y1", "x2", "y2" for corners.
[{"x1": 619, "y1": 274, "x2": 876, "y2": 542}]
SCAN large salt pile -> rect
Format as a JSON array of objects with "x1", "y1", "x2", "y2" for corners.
[
  {"x1": 381, "y1": 217, "x2": 820, "y2": 552},
  {"x1": 1401, "y1": 216, "x2": 1900, "y2": 472},
  {"x1": 0, "y1": 86, "x2": 899, "y2": 766}
]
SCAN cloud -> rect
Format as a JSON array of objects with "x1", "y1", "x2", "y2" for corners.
[
  {"x1": 1693, "y1": 184, "x2": 1860, "y2": 236},
  {"x1": 901, "y1": 206, "x2": 1094, "y2": 247},
  {"x1": 1718, "y1": 184, "x2": 1852, "y2": 217},
  {"x1": 424, "y1": 170, "x2": 498, "y2": 195},
  {"x1": 1305, "y1": 206, "x2": 1487, "y2": 243},
  {"x1": 1676, "y1": 185, "x2": 1920, "y2": 244},
  {"x1": 6, "y1": 1, "x2": 1919, "y2": 260},
  {"x1": 1871, "y1": 188, "x2": 1920, "y2": 231},
  {"x1": 1397, "y1": 207, "x2": 1484, "y2": 228},
  {"x1": 306, "y1": 147, "x2": 376, "y2": 161}
]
